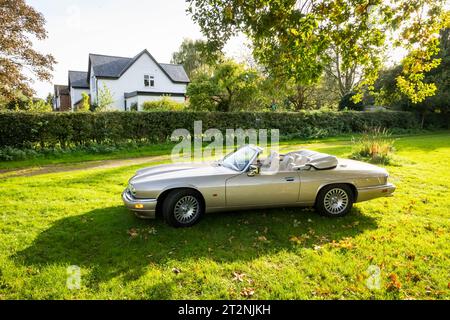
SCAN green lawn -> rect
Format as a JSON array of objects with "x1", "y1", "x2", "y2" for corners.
[
  {"x1": 0, "y1": 143, "x2": 176, "y2": 170},
  {"x1": 0, "y1": 132, "x2": 449, "y2": 299}
]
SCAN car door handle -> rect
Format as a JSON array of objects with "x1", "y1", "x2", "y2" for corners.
[{"x1": 284, "y1": 177, "x2": 295, "y2": 182}]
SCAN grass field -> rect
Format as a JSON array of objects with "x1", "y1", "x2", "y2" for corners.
[{"x1": 0, "y1": 132, "x2": 449, "y2": 299}]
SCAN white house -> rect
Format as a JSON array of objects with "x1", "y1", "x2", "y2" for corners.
[
  {"x1": 61, "y1": 49, "x2": 190, "y2": 111},
  {"x1": 68, "y1": 71, "x2": 90, "y2": 110}
]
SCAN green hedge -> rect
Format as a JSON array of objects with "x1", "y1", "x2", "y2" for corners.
[{"x1": 0, "y1": 110, "x2": 437, "y2": 148}]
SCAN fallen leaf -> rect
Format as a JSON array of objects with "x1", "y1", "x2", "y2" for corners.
[
  {"x1": 289, "y1": 236, "x2": 302, "y2": 244},
  {"x1": 232, "y1": 272, "x2": 246, "y2": 282},
  {"x1": 330, "y1": 237, "x2": 355, "y2": 250},
  {"x1": 127, "y1": 228, "x2": 138, "y2": 238},
  {"x1": 240, "y1": 287, "x2": 255, "y2": 298},
  {"x1": 387, "y1": 273, "x2": 402, "y2": 291},
  {"x1": 289, "y1": 234, "x2": 310, "y2": 245},
  {"x1": 406, "y1": 253, "x2": 415, "y2": 261},
  {"x1": 172, "y1": 268, "x2": 181, "y2": 275}
]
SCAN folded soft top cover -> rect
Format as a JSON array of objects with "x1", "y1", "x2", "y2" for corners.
[{"x1": 295, "y1": 150, "x2": 338, "y2": 170}]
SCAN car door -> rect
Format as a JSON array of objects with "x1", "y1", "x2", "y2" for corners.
[{"x1": 225, "y1": 170, "x2": 300, "y2": 207}]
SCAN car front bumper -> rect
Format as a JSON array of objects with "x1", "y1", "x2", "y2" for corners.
[
  {"x1": 122, "y1": 189, "x2": 157, "y2": 219},
  {"x1": 356, "y1": 183, "x2": 396, "y2": 202}
]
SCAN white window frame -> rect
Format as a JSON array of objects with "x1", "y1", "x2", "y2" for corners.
[{"x1": 144, "y1": 74, "x2": 155, "y2": 87}]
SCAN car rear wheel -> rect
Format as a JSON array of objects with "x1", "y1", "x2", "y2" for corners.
[
  {"x1": 162, "y1": 189, "x2": 204, "y2": 227},
  {"x1": 315, "y1": 184, "x2": 354, "y2": 217}
]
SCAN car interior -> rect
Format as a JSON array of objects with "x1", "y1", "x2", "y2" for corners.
[{"x1": 258, "y1": 150, "x2": 338, "y2": 173}]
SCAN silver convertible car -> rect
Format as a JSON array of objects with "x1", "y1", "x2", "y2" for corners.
[{"x1": 122, "y1": 145, "x2": 395, "y2": 227}]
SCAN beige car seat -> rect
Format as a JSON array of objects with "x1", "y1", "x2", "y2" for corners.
[
  {"x1": 262, "y1": 151, "x2": 279, "y2": 167},
  {"x1": 261, "y1": 152, "x2": 280, "y2": 174},
  {"x1": 279, "y1": 155, "x2": 295, "y2": 171}
]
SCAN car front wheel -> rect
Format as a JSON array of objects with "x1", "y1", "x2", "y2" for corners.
[
  {"x1": 162, "y1": 189, "x2": 204, "y2": 227},
  {"x1": 315, "y1": 184, "x2": 354, "y2": 217}
]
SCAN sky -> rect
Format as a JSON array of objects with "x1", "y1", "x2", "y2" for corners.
[{"x1": 27, "y1": 0, "x2": 219, "y2": 98}]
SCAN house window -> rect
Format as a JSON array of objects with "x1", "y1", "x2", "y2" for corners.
[{"x1": 144, "y1": 75, "x2": 154, "y2": 87}]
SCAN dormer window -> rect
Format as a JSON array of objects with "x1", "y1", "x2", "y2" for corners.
[{"x1": 144, "y1": 75, "x2": 154, "y2": 87}]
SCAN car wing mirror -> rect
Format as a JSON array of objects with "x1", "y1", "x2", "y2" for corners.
[{"x1": 247, "y1": 164, "x2": 260, "y2": 177}]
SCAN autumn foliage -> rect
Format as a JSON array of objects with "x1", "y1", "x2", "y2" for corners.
[{"x1": 0, "y1": 0, "x2": 55, "y2": 99}]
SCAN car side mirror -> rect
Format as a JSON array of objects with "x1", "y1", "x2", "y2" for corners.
[{"x1": 247, "y1": 165, "x2": 260, "y2": 177}]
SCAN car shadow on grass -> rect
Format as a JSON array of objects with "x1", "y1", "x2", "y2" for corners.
[{"x1": 15, "y1": 205, "x2": 378, "y2": 286}]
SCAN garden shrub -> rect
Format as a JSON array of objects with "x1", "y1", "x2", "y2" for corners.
[
  {"x1": 350, "y1": 127, "x2": 396, "y2": 164},
  {"x1": 142, "y1": 97, "x2": 187, "y2": 112}
]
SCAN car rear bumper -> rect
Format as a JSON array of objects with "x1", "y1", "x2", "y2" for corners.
[
  {"x1": 122, "y1": 189, "x2": 157, "y2": 219},
  {"x1": 356, "y1": 183, "x2": 396, "y2": 202}
]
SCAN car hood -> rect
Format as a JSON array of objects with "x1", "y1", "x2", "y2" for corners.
[{"x1": 130, "y1": 162, "x2": 236, "y2": 184}]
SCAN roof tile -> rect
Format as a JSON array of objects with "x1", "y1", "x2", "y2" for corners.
[{"x1": 68, "y1": 71, "x2": 89, "y2": 88}]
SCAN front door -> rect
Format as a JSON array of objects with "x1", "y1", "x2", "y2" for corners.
[{"x1": 225, "y1": 171, "x2": 300, "y2": 207}]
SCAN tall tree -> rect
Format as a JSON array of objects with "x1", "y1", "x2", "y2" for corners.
[
  {"x1": 324, "y1": 44, "x2": 364, "y2": 99},
  {"x1": 45, "y1": 92, "x2": 54, "y2": 106},
  {"x1": 171, "y1": 38, "x2": 221, "y2": 79},
  {"x1": 0, "y1": 0, "x2": 56, "y2": 99},
  {"x1": 187, "y1": 60, "x2": 263, "y2": 112},
  {"x1": 96, "y1": 84, "x2": 114, "y2": 111},
  {"x1": 376, "y1": 28, "x2": 450, "y2": 126},
  {"x1": 187, "y1": 0, "x2": 449, "y2": 104}
]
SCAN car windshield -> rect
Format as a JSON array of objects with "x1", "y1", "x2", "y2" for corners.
[{"x1": 221, "y1": 146, "x2": 258, "y2": 171}]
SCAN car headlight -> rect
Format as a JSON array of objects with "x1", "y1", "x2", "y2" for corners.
[{"x1": 128, "y1": 183, "x2": 136, "y2": 196}]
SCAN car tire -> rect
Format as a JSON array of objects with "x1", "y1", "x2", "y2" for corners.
[
  {"x1": 162, "y1": 189, "x2": 204, "y2": 227},
  {"x1": 315, "y1": 184, "x2": 354, "y2": 217}
]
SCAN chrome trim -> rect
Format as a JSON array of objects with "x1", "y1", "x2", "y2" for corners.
[
  {"x1": 356, "y1": 183, "x2": 396, "y2": 202},
  {"x1": 122, "y1": 189, "x2": 157, "y2": 219},
  {"x1": 357, "y1": 183, "x2": 395, "y2": 191},
  {"x1": 123, "y1": 191, "x2": 156, "y2": 203}
]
